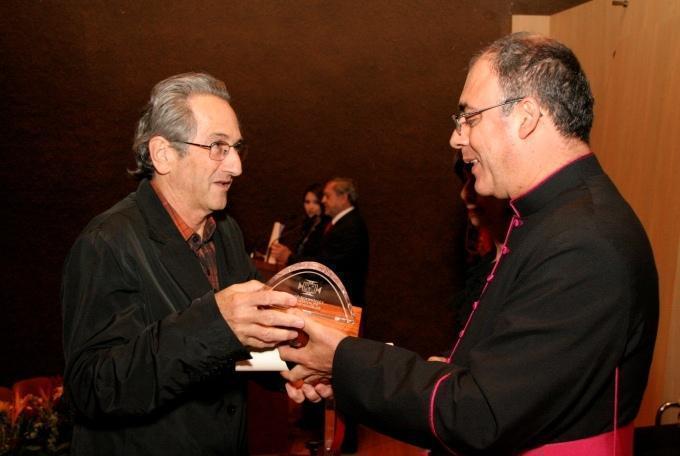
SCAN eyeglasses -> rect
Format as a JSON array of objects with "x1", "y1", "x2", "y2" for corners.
[
  {"x1": 178, "y1": 139, "x2": 248, "y2": 161},
  {"x1": 452, "y1": 97, "x2": 525, "y2": 134}
]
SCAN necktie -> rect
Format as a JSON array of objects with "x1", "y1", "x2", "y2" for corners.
[{"x1": 323, "y1": 222, "x2": 334, "y2": 236}]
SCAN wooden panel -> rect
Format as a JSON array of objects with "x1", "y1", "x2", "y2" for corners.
[
  {"x1": 512, "y1": 0, "x2": 589, "y2": 15},
  {"x1": 512, "y1": 15, "x2": 551, "y2": 35},
  {"x1": 667, "y1": 236, "x2": 680, "y2": 403},
  {"x1": 550, "y1": 0, "x2": 680, "y2": 425}
]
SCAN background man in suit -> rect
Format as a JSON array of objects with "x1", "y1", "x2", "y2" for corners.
[
  {"x1": 271, "y1": 177, "x2": 369, "y2": 311},
  {"x1": 279, "y1": 33, "x2": 658, "y2": 455},
  {"x1": 61, "y1": 72, "x2": 303, "y2": 455},
  {"x1": 316, "y1": 177, "x2": 369, "y2": 311}
]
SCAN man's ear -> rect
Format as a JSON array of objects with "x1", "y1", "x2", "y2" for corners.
[
  {"x1": 149, "y1": 136, "x2": 173, "y2": 175},
  {"x1": 517, "y1": 97, "x2": 541, "y2": 140}
]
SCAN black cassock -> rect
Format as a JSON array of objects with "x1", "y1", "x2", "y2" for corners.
[{"x1": 332, "y1": 155, "x2": 658, "y2": 455}]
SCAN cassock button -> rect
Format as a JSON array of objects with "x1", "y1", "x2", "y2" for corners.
[
  {"x1": 227, "y1": 404, "x2": 237, "y2": 415},
  {"x1": 458, "y1": 330, "x2": 465, "y2": 338},
  {"x1": 501, "y1": 245, "x2": 510, "y2": 255},
  {"x1": 472, "y1": 301, "x2": 479, "y2": 310}
]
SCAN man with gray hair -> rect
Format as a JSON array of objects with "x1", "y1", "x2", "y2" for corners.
[
  {"x1": 62, "y1": 72, "x2": 303, "y2": 455},
  {"x1": 280, "y1": 33, "x2": 658, "y2": 455},
  {"x1": 318, "y1": 178, "x2": 369, "y2": 311}
]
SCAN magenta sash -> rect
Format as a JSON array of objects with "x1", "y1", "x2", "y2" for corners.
[{"x1": 520, "y1": 422, "x2": 633, "y2": 456}]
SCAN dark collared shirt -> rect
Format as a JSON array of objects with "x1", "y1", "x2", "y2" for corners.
[{"x1": 151, "y1": 181, "x2": 220, "y2": 291}]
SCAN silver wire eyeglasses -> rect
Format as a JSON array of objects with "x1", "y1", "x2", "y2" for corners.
[
  {"x1": 179, "y1": 139, "x2": 248, "y2": 161},
  {"x1": 452, "y1": 97, "x2": 525, "y2": 134}
]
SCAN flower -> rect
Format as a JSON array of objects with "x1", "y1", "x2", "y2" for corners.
[{"x1": 0, "y1": 376, "x2": 71, "y2": 455}]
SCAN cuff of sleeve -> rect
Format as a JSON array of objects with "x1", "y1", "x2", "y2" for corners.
[
  {"x1": 175, "y1": 291, "x2": 251, "y2": 365},
  {"x1": 332, "y1": 336, "x2": 372, "y2": 391}
]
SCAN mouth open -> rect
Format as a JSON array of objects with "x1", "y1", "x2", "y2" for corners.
[
  {"x1": 464, "y1": 158, "x2": 480, "y2": 173},
  {"x1": 213, "y1": 180, "x2": 232, "y2": 190}
]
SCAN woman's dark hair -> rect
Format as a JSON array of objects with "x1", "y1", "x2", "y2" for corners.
[{"x1": 303, "y1": 183, "x2": 324, "y2": 204}]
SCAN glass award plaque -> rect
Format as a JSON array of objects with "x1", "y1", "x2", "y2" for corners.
[{"x1": 266, "y1": 261, "x2": 362, "y2": 347}]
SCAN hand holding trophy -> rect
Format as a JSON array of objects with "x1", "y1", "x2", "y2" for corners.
[{"x1": 266, "y1": 261, "x2": 361, "y2": 347}]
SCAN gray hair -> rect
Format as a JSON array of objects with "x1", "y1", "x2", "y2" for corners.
[
  {"x1": 475, "y1": 32, "x2": 594, "y2": 143},
  {"x1": 129, "y1": 72, "x2": 231, "y2": 180},
  {"x1": 328, "y1": 177, "x2": 358, "y2": 205}
]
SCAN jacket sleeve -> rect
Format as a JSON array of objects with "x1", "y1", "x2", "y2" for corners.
[
  {"x1": 61, "y1": 229, "x2": 250, "y2": 421},
  {"x1": 332, "y1": 228, "x2": 645, "y2": 452}
]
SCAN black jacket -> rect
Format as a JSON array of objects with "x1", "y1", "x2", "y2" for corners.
[
  {"x1": 62, "y1": 179, "x2": 258, "y2": 455},
  {"x1": 294, "y1": 215, "x2": 330, "y2": 258}
]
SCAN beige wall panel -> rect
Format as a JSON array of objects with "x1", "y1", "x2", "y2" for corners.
[
  {"x1": 551, "y1": 0, "x2": 680, "y2": 426},
  {"x1": 667, "y1": 236, "x2": 680, "y2": 409},
  {"x1": 512, "y1": 15, "x2": 550, "y2": 35},
  {"x1": 550, "y1": 1, "x2": 624, "y2": 142}
]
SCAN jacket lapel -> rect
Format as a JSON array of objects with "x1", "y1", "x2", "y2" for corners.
[
  {"x1": 158, "y1": 239, "x2": 212, "y2": 300},
  {"x1": 136, "y1": 180, "x2": 213, "y2": 302}
]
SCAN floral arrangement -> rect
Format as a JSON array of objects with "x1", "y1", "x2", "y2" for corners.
[{"x1": 0, "y1": 376, "x2": 71, "y2": 455}]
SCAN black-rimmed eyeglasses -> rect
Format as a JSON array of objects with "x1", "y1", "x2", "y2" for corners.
[
  {"x1": 452, "y1": 97, "x2": 525, "y2": 134},
  {"x1": 178, "y1": 139, "x2": 248, "y2": 161}
]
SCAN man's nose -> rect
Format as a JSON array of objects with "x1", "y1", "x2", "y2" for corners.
[
  {"x1": 220, "y1": 151, "x2": 242, "y2": 176},
  {"x1": 450, "y1": 127, "x2": 468, "y2": 150}
]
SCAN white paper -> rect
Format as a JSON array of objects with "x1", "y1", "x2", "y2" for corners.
[
  {"x1": 265, "y1": 221, "x2": 285, "y2": 264},
  {"x1": 235, "y1": 348, "x2": 289, "y2": 372}
]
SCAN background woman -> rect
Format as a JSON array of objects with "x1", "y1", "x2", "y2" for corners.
[{"x1": 270, "y1": 183, "x2": 330, "y2": 265}]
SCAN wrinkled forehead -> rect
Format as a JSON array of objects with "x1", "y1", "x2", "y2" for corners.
[
  {"x1": 458, "y1": 56, "x2": 501, "y2": 111},
  {"x1": 188, "y1": 94, "x2": 241, "y2": 140}
]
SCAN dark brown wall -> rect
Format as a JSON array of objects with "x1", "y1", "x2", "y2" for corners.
[{"x1": 0, "y1": 0, "x2": 510, "y2": 384}]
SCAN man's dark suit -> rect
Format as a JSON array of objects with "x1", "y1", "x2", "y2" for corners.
[
  {"x1": 62, "y1": 179, "x2": 258, "y2": 455},
  {"x1": 296, "y1": 208, "x2": 369, "y2": 309}
]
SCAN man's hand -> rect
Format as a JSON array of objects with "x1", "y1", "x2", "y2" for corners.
[
  {"x1": 214, "y1": 280, "x2": 303, "y2": 349},
  {"x1": 285, "y1": 381, "x2": 334, "y2": 404},
  {"x1": 278, "y1": 313, "x2": 347, "y2": 402},
  {"x1": 269, "y1": 241, "x2": 292, "y2": 264}
]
